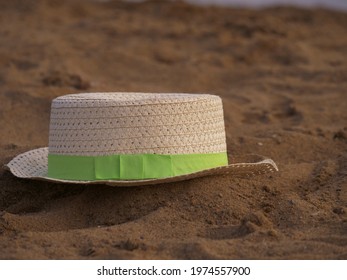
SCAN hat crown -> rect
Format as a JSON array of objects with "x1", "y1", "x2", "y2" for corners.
[
  {"x1": 48, "y1": 92, "x2": 227, "y2": 156},
  {"x1": 51, "y1": 92, "x2": 220, "y2": 106}
]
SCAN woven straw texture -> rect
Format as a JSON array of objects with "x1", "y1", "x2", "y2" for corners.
[
  {"x1": 5, "y1": 148, "x2": 278, "y2": 186},
  {"x1": 5, "y1": 92, "x2": 279, "y2": 186},
  {"x1": 49, "y1": 92, "x2": 226, "y2": 156}
]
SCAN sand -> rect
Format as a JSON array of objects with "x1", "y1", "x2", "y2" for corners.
[{"x1": 0, "y1": 0, "x2": 346, "y2": 259}]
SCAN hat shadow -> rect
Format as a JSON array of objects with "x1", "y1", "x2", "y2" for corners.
[{"x1": 0, "y1": 173, "x2": 194, "y2": 233}]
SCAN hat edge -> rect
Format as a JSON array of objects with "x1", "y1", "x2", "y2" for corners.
[{"x1": 5, "y1": 147, "x2": 279, "y2": 187}]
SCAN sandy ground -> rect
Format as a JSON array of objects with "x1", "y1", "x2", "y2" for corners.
[{"x1": 0, "y1": 0, "x2": 346, "y2": 259}]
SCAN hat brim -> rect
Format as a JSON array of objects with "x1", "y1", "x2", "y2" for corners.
[{"x1": 4, "y1": 148, "x2": 278, "y2": 187}]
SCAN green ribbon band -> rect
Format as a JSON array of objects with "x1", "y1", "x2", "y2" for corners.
[{"x1": 47, "y1": 152, "x2": 228, "y2": 181}]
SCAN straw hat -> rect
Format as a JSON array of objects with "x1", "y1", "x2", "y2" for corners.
[{"x1": 5, "y1": 92, "x2": 278, "y2": 186}]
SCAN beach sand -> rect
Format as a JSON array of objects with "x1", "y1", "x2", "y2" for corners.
[{"x1": 0, "y1": 0, "x2": 346, "y2": 259}]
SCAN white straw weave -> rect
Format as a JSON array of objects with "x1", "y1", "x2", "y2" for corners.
[
  {"x1": 5, "y1": 92, "x2": 279, "y2": 186},
  {"x1": 5, "y1": 148, "x2": 278, "y2": 186},
  {"x1": 48, "y1": 93, "x2": 227, "y2": 156}
]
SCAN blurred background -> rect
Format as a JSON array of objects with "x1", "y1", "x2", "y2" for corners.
[
  {"x1": 1, "y1": 0, "x2": 347, "y2": 147},
  {"x1": 128, "y1": 0, "x2": 347, "y2": 10}
]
